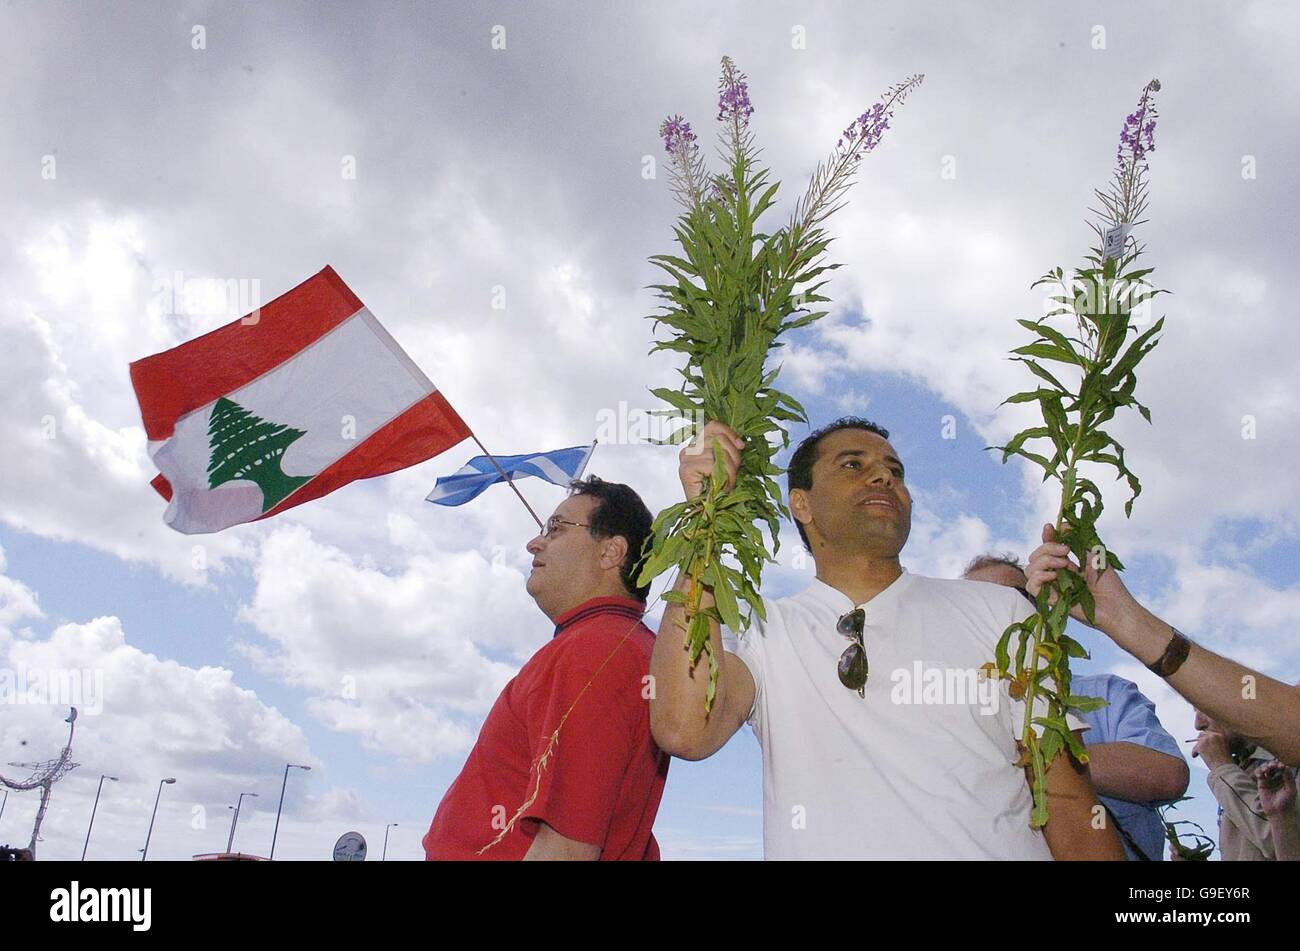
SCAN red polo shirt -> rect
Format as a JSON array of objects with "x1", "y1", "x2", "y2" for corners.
[{"x1": 423, "y1": 596, "x2": 670, "y2": 860}]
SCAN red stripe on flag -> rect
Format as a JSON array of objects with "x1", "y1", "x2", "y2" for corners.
[
  {"x1": 256, "y1": 390, "x2": 471, "y2": 521},
  {"x1": 151, "y1": 473, "x2": 173, "y2": 501},
  {"x1": 129, "y1": 266, "x2": 364, "y2": 442}
]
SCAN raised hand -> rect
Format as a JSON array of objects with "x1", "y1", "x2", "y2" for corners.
[
  {"x1": 1256, "y1": 760, "x2": 1297, "y2": 816},
  {"x1": 677, "y1": 421, "x2": 745, "y2": 501},
  {"x1": 1024, "y1": 522, "x2": 1142, "y2": 635}
]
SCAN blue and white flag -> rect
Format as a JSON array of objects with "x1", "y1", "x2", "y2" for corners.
[{"x1": 425, "y1": 444, "x2": 595, "y2": 507}]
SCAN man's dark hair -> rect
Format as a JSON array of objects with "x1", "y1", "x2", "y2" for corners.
[
  {"x1": 786, "y1": 417, "x2": 891, "y2": 552},
  {"x1": 962, "y1": 552, "x2": 1026, "y2": 579},
  {"x1": 568, "y1": 475, "x2": 654, "y2": 602}
]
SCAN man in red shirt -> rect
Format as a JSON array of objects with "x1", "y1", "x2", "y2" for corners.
[{"x1": 424, "y1": 476, "x2": 670, "y2": 860}]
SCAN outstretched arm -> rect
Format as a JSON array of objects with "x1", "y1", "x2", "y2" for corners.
[
  {"x1": 1027, "y1": 524, "x2": 1300, "y2": 766},
  {"x1": 1088, "y1": 742, "x2": 1188, "y2": 803},
  {"x1": 649, "y1": 422, "x2": 756, "y2": 761}
]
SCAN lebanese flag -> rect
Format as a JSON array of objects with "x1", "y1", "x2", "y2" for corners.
[{"x1": 130, "y1": 266, "x2": 471, "y2": 534}]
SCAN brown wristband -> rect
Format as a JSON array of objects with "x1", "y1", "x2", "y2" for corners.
[{"x1": 1146, "y1": 627, "x2": 1191, "y2": 678}]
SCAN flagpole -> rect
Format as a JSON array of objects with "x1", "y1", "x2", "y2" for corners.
[{"x1": 468, "y1": 434, "x2": 546, "y2": 531}]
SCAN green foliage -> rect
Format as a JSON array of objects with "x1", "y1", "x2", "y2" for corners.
[
  {"x1": 1159, "y1": 799, "x2": 1215, "y2": 860},
  {"x1": 989, "y1": 79, "x2": 1167, "y2": 827},
  {"x1": 640, "y1": 59, "x2": 922, "y2": 707}
]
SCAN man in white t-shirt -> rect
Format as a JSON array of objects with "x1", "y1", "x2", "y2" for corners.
[{"x1": 649, "y1": 417, "x2": 1125, "y2": 860}]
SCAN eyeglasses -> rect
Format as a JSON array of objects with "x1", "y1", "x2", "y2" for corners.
[
  {"x1": 543, "y1": 516, "x2": 591, "y2": 538},
  {"x1": 836, "y1": 607, "x2": 868, "y2": 697}
]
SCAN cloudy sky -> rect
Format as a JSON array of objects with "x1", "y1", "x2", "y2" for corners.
[{"x1": 1, "y1": 0, "x2": 1296, "y2": 860}]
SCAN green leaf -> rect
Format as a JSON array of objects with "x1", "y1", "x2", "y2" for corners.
[
  {"x1": 649, "y1": 387, "x2": 701, "y2": 415},
  {"x1": 1016, "y1": 358, "x2": 1071, "y2": 394},
  {"x1": 1106, "y1": 316, "x2": 1165, "y2": 384},
  {"x1": 1002, "y1": 388, "x2": 1060, "y2": 406},
  {"x1": 1039, "y1": 726, "x2": 1064, "y2": 765},
  {"x1": 1012, "y1": 342, "x2": 1079, "y2": 366},
  {"x1": 711, "y1": 568, "x2": 743, "y2": 633},
  {"x1": 997, "y1": 426, "x2": 1051, "y2": 460},
  {"x1": 1032, "y1": 321, "x2": 1086, "y2": 362},
  {"x1": 1063, "y1": 694, "x2": 1109, "y2": 713},
  {"x1": 1030, "y1": 737, "x2": 1049, "y2": 828},
  {"x1": 1077, "y1": 586, "x2": 1097, "y2": 627},
  {"x1": 995, "y1": 623, "x2": 1015, "y2": 673}
]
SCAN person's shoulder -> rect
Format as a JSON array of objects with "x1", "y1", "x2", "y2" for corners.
[
  {"x1": 1073, "y1": 672, "x2": 1138, "y2": 698},
  {"x1": 557, "y1": 612, "x2": 654, "y2": 672},
  {"x1": 910, "y1": 573, "x2": 1027, "y2": 612},
  {"x1": 760, "y1": 582, "x2": 844, "y2": 632},
  {"x1": 722, "y1": 587, "x2": 815, "y2": 658},
  {"x1": 766, "y1": 588, "x2": 811, "y2": 618},
  {"x1": 725, "y1": 585, "x2": 807, "y2": 630},
  {"x1": 907, "y1": 575, "x2": 1031, "y2": 652}
]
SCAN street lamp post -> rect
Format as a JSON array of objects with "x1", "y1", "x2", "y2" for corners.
[
  {"x1": 226, "y1": 792, "x2": 259, "y2": 854},
  {"x1": 141, "y1": 778, "x2": 177, "y2": 861},
  {"x1": 269, "y1": 763, "x2": 310, "y2": 860},
  {"x1": 382, "y1": 822, "x2": 398, "y2": 862},
  {"x1": 1, "y1": 789, "x2": 8, "y2": 823},
  {"x1": 81, "y1": 774, "x2": 119, "y2": 861}
]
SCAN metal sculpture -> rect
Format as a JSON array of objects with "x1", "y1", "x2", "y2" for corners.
[{"x1": 1, "y1": 707, "x2": 80, "y2": 858}]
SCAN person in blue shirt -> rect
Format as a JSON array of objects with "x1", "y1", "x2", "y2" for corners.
[
  {"x1": 1071, "y1": 672, "x2": 1189, "y2": 860},
  {"x1": 964, "y1": 554, "x2": 1190, "y2": 860}
]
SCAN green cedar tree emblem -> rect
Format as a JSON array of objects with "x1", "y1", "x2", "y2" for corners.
[{"x1": 206, "y1": 397, "x2": 310, "y2": 511}]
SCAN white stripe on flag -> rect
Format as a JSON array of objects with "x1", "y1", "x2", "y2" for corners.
[
  {"x1": 152, "y1": 308, "x2": 432, "y2": 533},
  {"x1": 527, "y1": 455, "x2": 573, "y2": 485}
]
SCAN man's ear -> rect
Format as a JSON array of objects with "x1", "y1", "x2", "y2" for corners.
[
  {"x1": 601, "y1": 534, "x2": 629, "y2": 572},
  {"x1": 789, "y1": 488, "x2": 812, "y2": 534}
]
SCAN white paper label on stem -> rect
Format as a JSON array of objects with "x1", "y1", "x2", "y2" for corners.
[{"x1": 1102, "y1": 224, "x2": 1132, "y2": 262}]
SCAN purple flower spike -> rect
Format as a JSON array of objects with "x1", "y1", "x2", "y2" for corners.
[
  {"x1": 839, "y1": 102, "x2": 891, "y2": 161},
  {"x1": 1116, "y1": 79, "x2": 1161, "y2": 167},
  {"x1": 658, "y1": 113, "x2": 710, "y2": 211},
  {"x1": 660, "y1": 114, "x2": 698, "y2": 159},
  {"x1": 717, "y1": 56, "x2": 755, "y2": 127}
]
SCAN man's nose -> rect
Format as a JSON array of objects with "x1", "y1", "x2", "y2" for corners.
[{"x1": 526, "y1": 535, "x2": 545, "y2": 556}]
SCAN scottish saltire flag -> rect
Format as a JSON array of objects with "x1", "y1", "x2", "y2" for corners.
[
  {"x1": 426, "y1": 444, "x2": 595, "y2": 507},
  {"x1": 130, "y1": 266, "x2": 472, "y2": 534}
]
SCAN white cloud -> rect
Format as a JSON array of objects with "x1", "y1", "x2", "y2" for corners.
[
  {"x1": 236, "y1": 523, "x2": 539, "y2": 761},
  {"x1": 0, "y1": 555, "x2": 366, "y2": 861},
  {"x1": 0, "y1": 211, "x2": 256, "y2": 582},
  {"x1": 0, "y1": 545, "x2": 43, "y2": 631},
  {"x1": 1143, "y1": 549, "x2": 1300, "y2": 678}
]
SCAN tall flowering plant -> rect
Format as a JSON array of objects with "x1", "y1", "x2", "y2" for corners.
[
  {"x1": 988, "y1": 80, "x2": 1167, "y2": 825},
  {"x1": 638, "y1": 57, "x2": 923, "y2": 708}
]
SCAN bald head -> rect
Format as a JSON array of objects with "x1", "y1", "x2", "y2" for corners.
[{"x1": 962, "y1": 553, "x2": 1028, "y2": 590}]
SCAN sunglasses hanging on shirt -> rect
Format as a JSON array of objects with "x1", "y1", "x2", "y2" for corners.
[{"x1": 837, "y1": 607, "x2": 868, "y2": 697}]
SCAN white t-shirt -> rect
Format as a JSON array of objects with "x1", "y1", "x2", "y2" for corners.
[{"x1": 722, "y1": 569, "x2": 1085, "y2": 860}]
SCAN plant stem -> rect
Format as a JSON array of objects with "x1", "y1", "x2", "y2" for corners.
[{"x1": 1019, "y1": 411, "x2": 1086, "y2": 762}]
